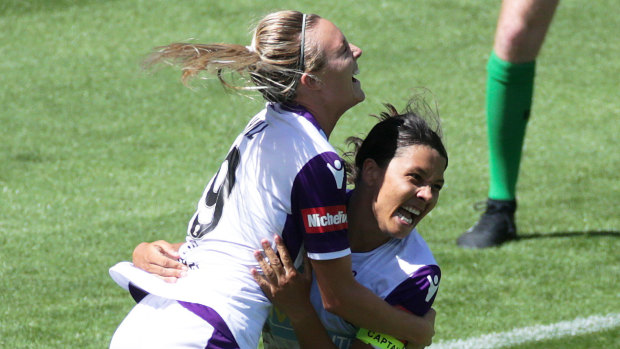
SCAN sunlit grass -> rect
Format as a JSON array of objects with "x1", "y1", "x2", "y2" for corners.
[{"x1": 1, "y1": 1, "x2": 618, "y2": 348}]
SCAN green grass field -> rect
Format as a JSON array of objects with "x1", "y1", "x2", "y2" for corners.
[{"x1": 1, "y1": 0, "x2": 618, "y2": 348}]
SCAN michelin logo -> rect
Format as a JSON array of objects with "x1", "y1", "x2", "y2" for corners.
[
  {"x1": 307, "y1": 210, "x2": 347, "y2": 228},
  {"x1": 302, "y1": 205, "x2": 348, "y2": 234}
]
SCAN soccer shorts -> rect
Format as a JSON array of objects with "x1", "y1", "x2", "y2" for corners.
[{"x1": 110, "y1": 294, "x2": 239, "y2": 349}]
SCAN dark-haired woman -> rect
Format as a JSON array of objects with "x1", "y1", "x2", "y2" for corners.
[{"x1": 256, "y1": 102, "x2": 447, "y2": 349}]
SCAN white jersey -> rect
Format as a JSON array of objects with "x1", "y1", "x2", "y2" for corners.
[
  {"x1": 262, "y1": 228, "x2": 441, "y2": 349},
  {"x1": 110, "y1": 103, "x2": 351, "y2": 349}
]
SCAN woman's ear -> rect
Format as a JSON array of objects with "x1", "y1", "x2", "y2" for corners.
[
  {"x1": 361, "y1": 158, "x2": 382, "y2": 186},
  {"x1": 300, "y1": 72, "x2": 321, "y2": 90}
]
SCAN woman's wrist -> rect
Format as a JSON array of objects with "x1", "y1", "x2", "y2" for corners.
[{"x1": 285, "y1": 301, "x2": 318, "y2": 325}]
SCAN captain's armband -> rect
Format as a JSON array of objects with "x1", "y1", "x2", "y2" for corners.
[{"x1": 356, "y1": 328, "x2": 405, "y2": 349}]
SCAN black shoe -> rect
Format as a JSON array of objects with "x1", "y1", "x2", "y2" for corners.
[{"x1": 457, "y1": 199, "x2": 517, "y2": 248}]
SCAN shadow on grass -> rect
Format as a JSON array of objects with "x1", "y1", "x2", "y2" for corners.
[{"x1": 518, "y1": 230, "x2": 620, "y2": 240}]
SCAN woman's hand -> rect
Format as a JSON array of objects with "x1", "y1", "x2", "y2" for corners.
[
  {"x1": 253, "y1": 236, "x2": 338, "y2": 348},
  {"x1": 132, "y1": 240, "x2": 187, "y2": 283},
  {"x1": 405, "y1": 308, "x2": 436, "y2": 349},
  {"x1": 251, "y1": 235, "x2": 313, "y2": 319}
]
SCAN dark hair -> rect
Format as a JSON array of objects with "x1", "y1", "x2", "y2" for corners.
[{"x1": 344, "y1": 100, "x2": 448, "y2": 184}]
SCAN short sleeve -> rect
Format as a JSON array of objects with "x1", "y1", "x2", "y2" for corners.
[{"x1": 289, "y1": 152, "x2": 351, "y2": 260}]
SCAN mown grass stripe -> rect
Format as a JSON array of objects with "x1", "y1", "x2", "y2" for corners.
[{"x1": 430, "y1": 313, "x2": 620, "y2": 349}]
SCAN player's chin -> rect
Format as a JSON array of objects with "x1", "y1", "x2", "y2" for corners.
[
  {"x1": 391, "y1": 226, "x2": 413, "y2": 240},
  {"x1": 354, "y1": 88, "x2": 366, "y2": 104}
]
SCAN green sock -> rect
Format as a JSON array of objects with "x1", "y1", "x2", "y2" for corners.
[{"x1": 486, "y1": 51, "x2": 536, "y2": 201}]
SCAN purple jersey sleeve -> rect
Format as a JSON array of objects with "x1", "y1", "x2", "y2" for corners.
[
  {"x1": 281, "y1": 152, "x2": 351, "y2": 262},
  {"x1": 384, "y1": 265, "x2": 441, "y2": 316}
]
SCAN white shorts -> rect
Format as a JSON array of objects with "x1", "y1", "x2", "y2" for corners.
[{"x1": 110, "y1": 293, "x2": 239, "y2": 349}]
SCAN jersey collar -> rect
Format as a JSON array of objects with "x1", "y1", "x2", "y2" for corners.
[{"x1": 274, "y1": 103, "x2": 326, "y2": 139}]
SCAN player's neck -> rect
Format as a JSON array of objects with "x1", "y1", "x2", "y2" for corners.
[
  {"x1": 294, "y1": 98, "x2": 342, "y2": 138},
  {"x1": 347, "y1": 189, "x2": 390, "y2": 253}
]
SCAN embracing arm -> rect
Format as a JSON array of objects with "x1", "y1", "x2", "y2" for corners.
[
  {"x1": 252, "y1": 236, "x2": 338, "y2": 349},
  {"x1": 349, "y1": 309, "x2": 435, "y2": 349},
  {"x1": 312, "y1": 257, "x2": 435, "y2": 346},
  {"x1": 350, "y1": 336, "x2": 431, "y2": 349}
]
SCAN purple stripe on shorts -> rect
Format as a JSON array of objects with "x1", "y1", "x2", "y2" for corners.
[{"x1": 177, "y1": 301, "x2": 240, "y2": 349}]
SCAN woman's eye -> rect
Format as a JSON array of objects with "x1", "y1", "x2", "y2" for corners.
[
  {"x1": 409, "y1": 174, "x2": 422, "y2": 182},
  {"x1": 342, "y1": 43, "x2": 351, "y2": 55}
]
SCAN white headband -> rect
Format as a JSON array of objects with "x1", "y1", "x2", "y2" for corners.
[{"x1": 299, "y1": 13, "x2": 307, "y2": 71}]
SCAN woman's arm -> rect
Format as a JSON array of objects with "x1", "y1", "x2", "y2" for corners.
[
  {"x1": 287, "y1": 155, "x2": 434, "y2": 344},
  {"x1": 349, "y1": 338, "x2": 428, "y2": 349},
  {"x1": 252, "y1": 236, "x2": 338, "y2": 349},
  {"x1": 349, "y1": 309, "x2": 435, "y2": 349},
  {"x1": 251, "y1": 236, "x2": 435, "y2": 348},
  {"x1": 311, "y1": 258, "x2": 435, "y2": 346},
  {"x1": 132, "y1": 240, "x2": 187, "y2": 283}
]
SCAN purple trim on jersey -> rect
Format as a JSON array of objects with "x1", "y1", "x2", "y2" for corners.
[
  {"x1": 277, "y1": 103, "x2": 323, "y2": 134},
  {"x1": 282, "y1": 152, "x2": 350, "y2": 261},
  {"x1": 384, "y1": 265, "x2": 441, "y2": 316},
  {"x1": 177, "y1": 301, "x2": 240, "y2": 349}
]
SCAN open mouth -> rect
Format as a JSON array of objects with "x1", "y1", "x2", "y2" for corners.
[{"x1": 396, "y1": 205, "x2": 421, "y2": 226}]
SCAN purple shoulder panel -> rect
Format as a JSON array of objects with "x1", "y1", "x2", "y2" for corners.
[{"x1": 281, "y1": 152, "x2": 350, "y2": 260}]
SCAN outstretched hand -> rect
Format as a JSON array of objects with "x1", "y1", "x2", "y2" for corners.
[
  {"x1": 132, "y1": 240, "x2": 187, "y2": 283},
  {"x1": 251, "y1": 235, "x2": 313, "y2": 315}
]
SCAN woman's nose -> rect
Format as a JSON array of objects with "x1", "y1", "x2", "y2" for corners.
[
  {"x1": 417, "y1": 185, "x2": 433, "y2": 202},
  {"x1": 350, "y1": 43, "x2": 362, "y2": 59}
]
